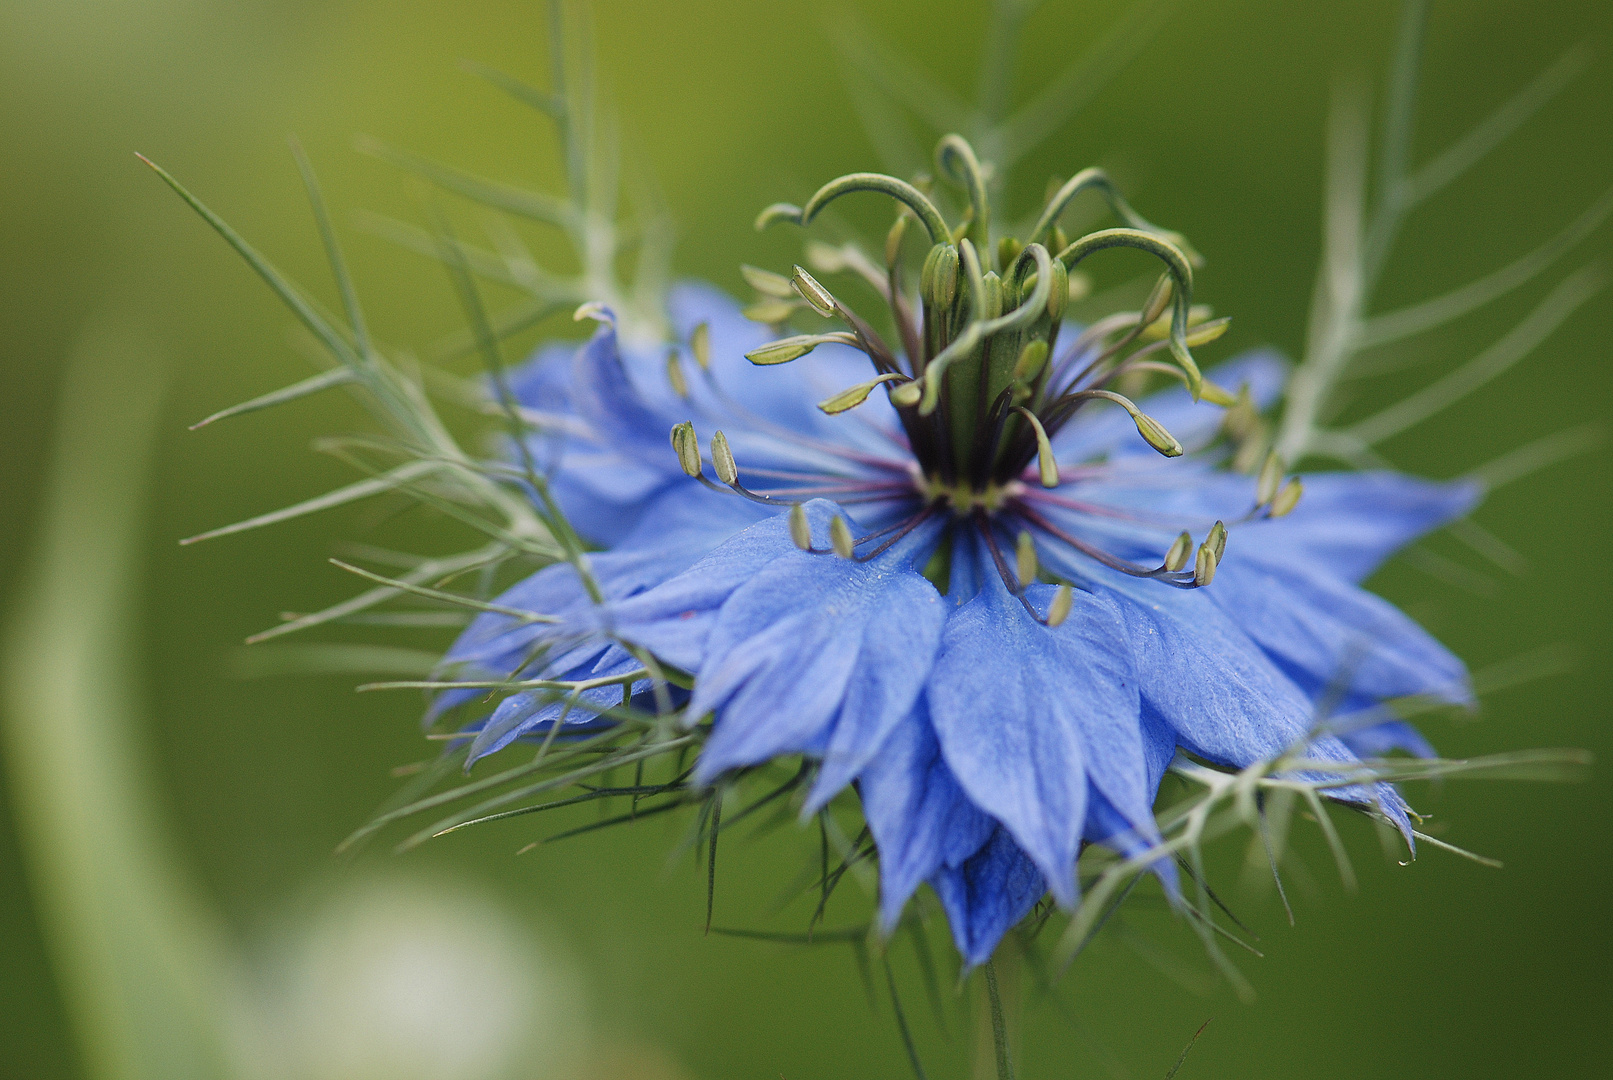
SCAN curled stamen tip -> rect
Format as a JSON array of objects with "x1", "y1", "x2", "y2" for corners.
[
  {"x1": 755, "y1": 202, "x2": 803, "y2": 230},
  {"x1": 1134, "y1": 412, "x2": 1183, "y2": 457},
  {"x1": 1046, "y1": 585, "x2": 1073, "y2": 628},
  {"x1": 573, "y1": 300, "x2": 614, "y2": 325},
  {"x1": 1269, "y1": 477, "x2": 1303, "y2": 517},
  {"x1": 1165, "y1": 531, "x2": 1193, "y2": 572},
  {"x1": 788, "y1": 503, "x2": 812, "y2": 550},
  {"x1": 669, "y1": 421, "x2": 701, "y2": 478},
  {"x1": 829, "y1": 515, "x2": 855, "y2": 559},
  {"x1": 791, "y1": 265, "x2": 838, "y2": 318},
  {"x1": 711, "y1": 430, "x2": 738, "y2": 484},
  {"x1": 1193, "y1": 543, "x2": 1218, "y2": 587}
]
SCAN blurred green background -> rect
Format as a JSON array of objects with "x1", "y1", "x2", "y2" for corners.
[{"x1": 2, "y1": 1, "x2": 1610, "y2": 1077}]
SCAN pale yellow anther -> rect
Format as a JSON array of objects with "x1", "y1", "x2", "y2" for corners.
[
  {"x1": 711, "y1": 430, "x2": 738, "y2": 485},
  {"x1": 1184, "y1": 316, "x2": 1231, "y2": 347},
  {"x1": 690, "y1": 321, "x2": 711, "y2": 371},
  {"x1": 1015, "y1": 531, "x2": 1038, "y2": 588},
  {"x1": 1012, "y1": 406, "x2": 1060, "y2": 488},
  {"x1": 1134, "y1": 411, "x2": 1184, "y2": 458},
  {"x1": 817, "y1": 374, "x2": 906, "y2": 415},
  {"x1": 829, "y1": 515, "x2": 855, "y2": 558},
  {"x1": 791, "y1": 265, "x2": 838, "y2": 317},
  {"x1": 742, "y1": 298, "x2": 801, "y2": 324},
  {"x1": 1270, "y1": 477, "x2": 1304, "y2": 517},
  {"x1": 1046, "y1": 585, "x2": 1074, "y2": 628},
  {"x1": 665, "y1": 349, "x2": 689, "y2": 399},
  {"x1": 745, "y1": 333, "x2": 834, "y2": 366},
  {"x1": 670, "y1": 421, "x2": 701, "y2": 478},
  {"x1": 788, "y1": 503, "x2": 812, "y2": 550},
  {"x1": 1194, "y1": 543, "x2": 1218, "y2": 587},
  {"x1": 572, "y1": 300, "x2": 613, "y2": 325},
  {"x1": 1256, "y1": 451, "x2": 1284, "y2": 506},
  {"x1": 1207, "y1": 520, "x2": 1228, "y2": 563},
  {"x1": 740, "y1": 264, "x2": 796, "y2": 299},
  {"x1": 1165, "y1": 531, "x2": 1193, "y2": 572}
]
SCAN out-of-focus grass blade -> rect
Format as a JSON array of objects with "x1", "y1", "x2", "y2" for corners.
[{"x1": 1, "y1": 322, "x2": 239, "y2": 1080}]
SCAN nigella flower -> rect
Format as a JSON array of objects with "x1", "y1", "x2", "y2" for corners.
[{"x1": 432, "y1": 138, "x2": 1478, "y2": 966}]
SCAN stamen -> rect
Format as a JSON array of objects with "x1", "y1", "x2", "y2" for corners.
[
  {"x1": 1165, "y1": 531, "x2": 1193, "y2": 572},
  {"x1": 743, "y1": 297, "x2": 804, "y2": 324},
  {"x1": 665, "y1": 349, "x2": 689, "y2": 399},
  {"x1": 789, "y1": 503, "x2": 812, "y2": 550},
  {"x1": 1206, "y1": 520, "x2": 1228, "y2": 562},
  {"x1": 1256, "y1": 451, "x2": 1285, "y2": 507},
  {"x1": 711, "y1": 430, "x2": 738, "y2": 484},
  {"x1": 829, "y1": 515, "x2": 855, "y2": 558},
  {"x1": 670, "y1": 421, "x2": 701, "y2": 477},
  {"x1": 689, "y1": 321, "x2": 711, "y2": 370},
  {"x1": 740, "y1": 264, "x2": 795, "y2": 298},
  {"x1": 1048, "y1": 389, "x2": 1182, "y2": 457},
  {"x1": 1013, "y1": 501, "x2": 1202, "y2": 588},
  {"x1": 791, "y1": 265, "x2": 839, "y2": 318},
  {"x1": 1011, "y1": 406, "x2": 1060, "y2": 488},
  {"x1": 1194, "y1": 542, "x2": 1218, "y2": 587},
  {"x1": 1015, "y1": 530, "x2": 1038, "y2": 587},
  {"x1": 745, "y1": 332, "x2": 861, "y2": 366},
  {"x1": 1269, "y1": 477, "x2": 1304, "y2": 517},
  {"x1": 818, "y1": 374, "x2": 909, "y2": 415},
  {"x1": 1046, "y1": 585, "x2": 1073, "y2": 627}
]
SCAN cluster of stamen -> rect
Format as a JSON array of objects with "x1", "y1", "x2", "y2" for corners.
[{"x1": 654, "y1": 134, "x2": 1304, "y2": 623}]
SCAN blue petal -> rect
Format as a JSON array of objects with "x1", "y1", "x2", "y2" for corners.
[
  {"x1": 563, "y1": 500, "x2": 842, "y2": 672},
  {"x1": 1209, "y1": 558, "x2": 1472, "y2": 705},
  {"x1": 688, "y1": 517, "x2": 946, "y2": 799},
  {"x1": 1084, "y1": 570, "x2": 1413, "y2": 835},
  {"x1": 1338, "y1": 719, "x2": 1438, "y2": 759},
  {"x1": 925, "y1": 536, "x2": 1147, "y2": 906},
  {"x1": 437, "y1": 486, "x2": 761, "y2": 678},
  {"x1": 1239, "y1": 471, "x2": 1481, "y2": 583},
  {"x1": 931, "y1": 827, "x2": 1046, "y2": 968},
  {"x1": 463, "y1": 651, "x2": 643, "y2": 765},
  {"x1": 855, "y1": 700, "x2": 996, "y2": 931}
]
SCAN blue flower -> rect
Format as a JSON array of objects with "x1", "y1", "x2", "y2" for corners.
[{"x1": 433, "y1": 163, "x2": 1479, "y2": 965}]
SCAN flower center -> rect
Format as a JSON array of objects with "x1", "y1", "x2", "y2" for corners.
[{"x1": 661, "y1": 134, "x2": 1306, "y2": 620}]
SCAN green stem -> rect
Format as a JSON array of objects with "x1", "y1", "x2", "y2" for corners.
[{"x1": 984, "y1": 959, "x2": 1017, "y2": 1080}]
